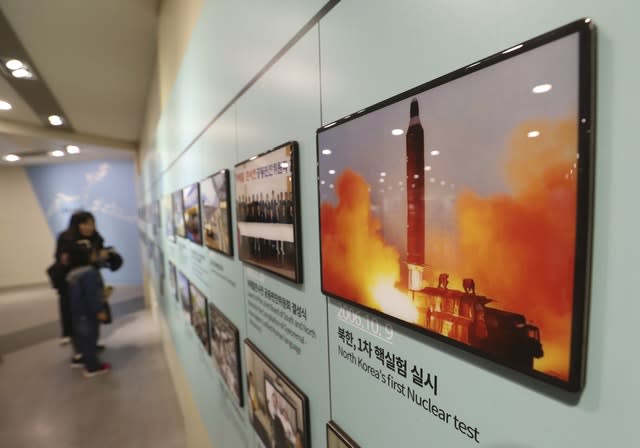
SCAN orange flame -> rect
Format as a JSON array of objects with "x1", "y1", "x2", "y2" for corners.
[
  {"x1": 321, "y1": 170, "x2": 418, "y2": 322},
  {"x1": 453, "y1": 119, "x2": 577, "y2": 378}
]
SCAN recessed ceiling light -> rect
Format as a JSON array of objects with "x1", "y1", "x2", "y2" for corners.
[
  {"x1": 379, "y1": 178, "x2": 385, "y2": 183},
  {"x1": 3, "y1": 154, "x2": 20, "y2": 162},
  {"x1": 424, "y1": 165, "x2": 431, "y2": 171},
  {"x1": 66, "y1": 145, "x2": 80, "y2": 154},
  {"x1": 528, "y1": 130, "x2": 540, "y2": 138},
  {"x1": 280, "y1": 162, "x2": 289, "y2": 168},
  {"x1": 532, "y1": 83, "x2": 552, "y2": 94},
  {"x1": 440, "y1": 180, "x2": 446, "y2": 186},
  {"x1": 320, "y1": 180, "x2": 326, "y2": 185},
  {"x1": 48, "y1": 115, "x2": 64, "y2": 126},
  {"x1": 50, "y1": 150, "x2": 65, "y2": 157},
  {"x1": 5, "y1": 59, "x2": 24, "y2": 70},
  {"x1": 380, "y1": 172, "x2": 386, "y2": 177},
  {"x1": 430, "y1": 150, "x2": 440, "y2": 156},
  {"x1": 0, "y1": 100, "x2": 12, "y2": 110},
  {"x1": 328, "y1": 169, "x2": 336, "y2": 175},
  {"x1": 391, "y1": 129, "x2": 404, "y2": 136},
  {"x1": 329, "y1": 184, "x2": 334, "y2": 189},
  {"x1": 11, "y1": 68, "x2": 32, "y2": 79},
  {"x1": 321, "y1": 148, "x2": 332, "y2": 155},
  {"x1": 430, "y1": 177, "x2": 436, "y2": 183}
]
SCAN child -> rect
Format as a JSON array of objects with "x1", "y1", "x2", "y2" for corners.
[{"x1": 66, "y1": 240, "x2": 111, "y2": 378}]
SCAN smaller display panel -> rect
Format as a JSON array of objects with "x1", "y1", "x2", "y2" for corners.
[
  {"x1": 183, "y1": 183, "x2": 203, "y2": 245},
  {"x1": 327, "y1": 421, "x2": 360, "y2": 448},
  {"x1": 200, "y1": 169, "x2": 233, "y2": 256},
  {"x1": 163, "y1": 194, "x2": 175, "y2": 242},
  {"x1": 190, "y1": 283, "x2": 210, "y2": 353},
  {"x1": 235, "y1": 142, "x2": 303, "y2": 283},
  {"x1": 169, "y1": 262, "x2": 178, "y2": 303},
  {"x1": 172, "y1": 191, "x2": 186, "y2": 238},
  {"x1": 177, "y1": 270, "x2": 191, "y2": 323},
  {"x1": 245, "y1": 340, "x2": 309, "y2": 448},
  {"x1": 209, "y1": 302, "x2": 243, "y2": 407}
]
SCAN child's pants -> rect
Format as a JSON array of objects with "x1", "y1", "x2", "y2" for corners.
[{"x1": 74, "y1": 316, "x2": 100, "y2": 371}]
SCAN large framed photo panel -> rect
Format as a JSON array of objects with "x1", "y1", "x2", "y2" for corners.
[
  {"x1": 317, "y1": 19, "x2": 595, "y2": 392},
  {"x1": 183, "y1": 183, "x2": 203, "y2": 245},
  {"x1": 177, "y1": 270, "x2": 191, "y2": 323},
  {"x1": 172, "y1": 191, "x2": 186, "y2": 238},
  {"x1": 200, "y1": 169, "x2": 234, "y2": 256},
  {"x1": 327, "y1": 421, "x2": 360, "y2": 448},
  {"x1": 235, "y1": 142, "x2": 303, "y2": 283},
  {"x1": 190, "y1": 283, "x2": 210, "y2": 353},
  {"x1": 245, "y1": 340, "x2": 309, "y2": 448},
  {"x1": 208, "y1": 302, "x2": 243, "y2": 407}
]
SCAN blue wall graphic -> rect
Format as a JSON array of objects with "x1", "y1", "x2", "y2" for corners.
[{"x1": 26, "y1": 160, "x2": 142, "y2": 285}]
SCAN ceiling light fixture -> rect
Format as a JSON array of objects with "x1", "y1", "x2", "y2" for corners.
[
  {"x1": 391, "y1": 129, "x2": 404, "y2": 136},
  {"x1": 430, "y1": 150, "x2": 440, "y2": 156},
  {"x1": 66, "y1": 145, "x2": 80, "y2": 154},
  {"x1": 321, "y1": 148, "x2": 332, "y2": 155},
  {"x1": 11, "y1": 68, "x2": 33, "y2": 79},
  {"x1": 5, "y1": 59, "x2": 24, "y2": 70},
  {"x1": 3, "y1": 154, "x2": 20, "y2": 162},
  {"x1": 0, "y1": 100, "x2": 12, "y2": 110},
  {"x1": 328, "y1": 169, "x2": 336, "y2": 175},
  {"x1": 50, "y1": 150, "x2": 65, "y2": 157},
  {"x1": 528, "y1": 130, "x2": 540, "y2": 138},
  {"x1": 48, "y1": 115, "x2": 64, "y2": 126}
]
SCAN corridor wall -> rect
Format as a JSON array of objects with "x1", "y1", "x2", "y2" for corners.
[{"x1": 138, "y1": 1, "x2": 640, "y2": 447}]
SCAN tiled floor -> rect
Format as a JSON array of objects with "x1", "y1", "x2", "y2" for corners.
[{"x1": 0, "y1": 285, "x2": 186, "y2": 448}]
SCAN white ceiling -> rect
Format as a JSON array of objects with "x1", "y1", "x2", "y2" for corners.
[{"x1": 0, "y1": 0, "x2": 159, "y2": 163}]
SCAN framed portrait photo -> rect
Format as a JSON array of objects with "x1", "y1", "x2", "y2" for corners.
[
  {"x1": 317, "y1": 19, "x2": 595, "y2": 392},
  {"x1": 177, "y1": 270, "x2": 191, "y2": 323},
  {"x1": 208, "y1": 302, "x2": 242, "y2": 407},
  {"x1": 200, "y1": 169, "x2": 233, "y2": 256},
  {"x1": 190, "y1": 283, "x2": 210, "y2": 353},
  {"x1": 235, "y1": 142, "x2": 303, "y2": 283},
  {"x1": 172, "y1": 191, "x2": 186, "y2": 238},
  {"x1": 244, "y1": 340, "x2": 309, "y2": 448},
  {"x1": 183, "y1": 183, "x2": 203, "y2": 245},
  {"x1": 327, "y1": 421, "x2": 360, "y2": 448}
]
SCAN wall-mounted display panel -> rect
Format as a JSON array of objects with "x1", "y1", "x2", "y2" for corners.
[
  {"x1": 183, "y1": 183, "x2": 203, "y2": 245},
  {"x1": 190, "y1": 283, "x2": 210, "y2": 353},
  {"x1": 245, "y1": 340, "x2": 309, "y2": 448},
  {"x1": 235, "y1": 142, "x2": 303, "y2": 283},
  {"x1": 172, "y1": 191, "x2": 186, "y2": 238},
  {"x1": 163, "y1": 195, "x2": 176, "y2": 242},
  {"x1": 200, "y1": 169, "x2": 234, "y2": 256},
  {"x1": 177, "y1": 270, "x2": 191, "y2": 323},
  {"x1": 327, "y1": 421, "x2": 360, "y2": 448},
  {"x1": 317, "y1": 19, "x2": 595, "y2": 392},
  {"x1": 209, "y1": 302, "x2": 243, "y2": 407},
  {"x1": 169, "y1": 261, "x2": 177, "y2": 303}
]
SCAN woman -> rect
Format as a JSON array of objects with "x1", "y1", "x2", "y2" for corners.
[{"x1": 55, "y1": 211, "x2": 108, "y2": 364}]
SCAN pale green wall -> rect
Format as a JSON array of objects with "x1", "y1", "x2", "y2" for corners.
[{"x1": 140, "y1": 1, "x2": 640, "y2": 447}]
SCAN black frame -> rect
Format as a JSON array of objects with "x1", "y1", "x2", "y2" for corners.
[
  {"x1": 199, "y1": 169, "x2": 234, "y2": 257},
  {"x1": 316, "y1": 19, "x2": 595, "y2": 392},
  {"x1": 172, "y1": 190, "x2": 186, "y2": 238},
  {"x1": 327, "y1": 421, "x2": 360, "y2": 448},
  {"x1": 208, "y1": 301, "x2": 243, "y2": 407},
  {"x1": 244, "y1": 339, "x2": 310, "y2": 448},
  {"x1": 234, "y1": 141, "x2": 303, "y2": 283},
  {"x1": 182, "y1": 183, "x2": 203, "y2": 245}
]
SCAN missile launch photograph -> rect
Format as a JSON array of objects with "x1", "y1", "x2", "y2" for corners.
[{"x1": 317, "y1": 27, "x2": 593, "y2": 390}]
